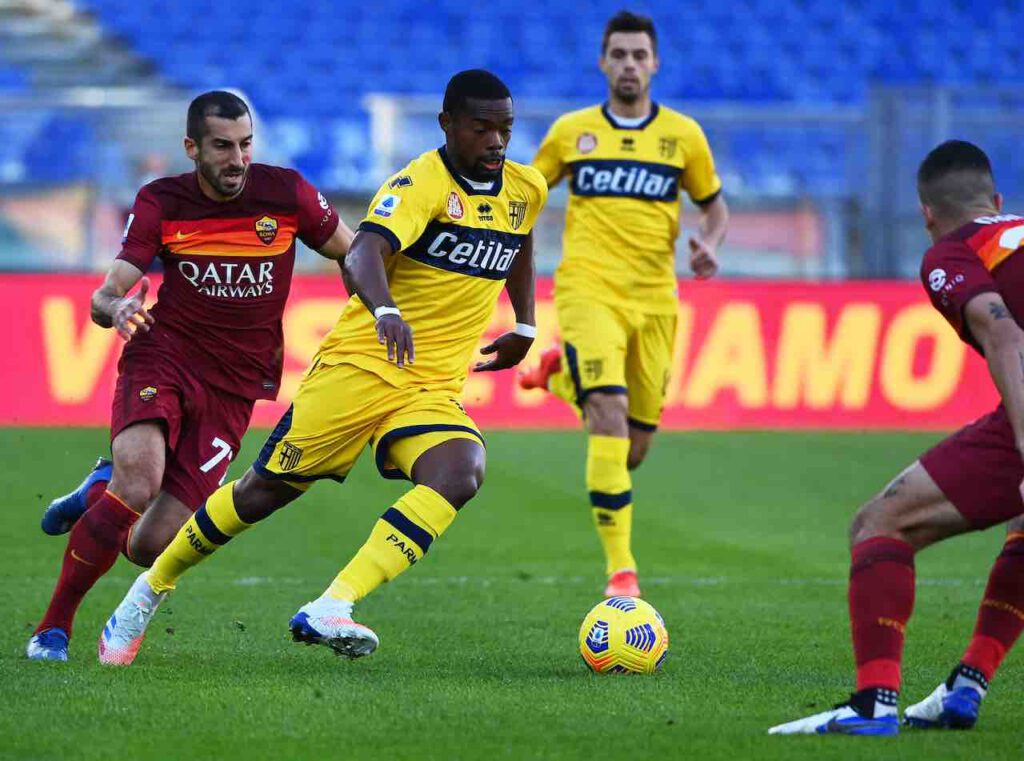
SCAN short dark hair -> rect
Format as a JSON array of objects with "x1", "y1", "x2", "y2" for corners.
[
  {"x1": 186, "y1": 91, "x2": 251, "y2": 141},
  {"x1": 442, "y1": 69, "x2": 511, "y2": 115},
  {"x1": 602, "y1": 10, "x2": 657, "y2": 54},
  {"x1": 917, "y1": 140, "x2": 995, "y2": 217}
]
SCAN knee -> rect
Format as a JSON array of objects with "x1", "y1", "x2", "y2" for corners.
[
  {"x1": 584, "y1": 393, "x2": 629, "y2": 437},
  {"x1": 108, "y1": 465, "x2": 161, "y2": 512},
  {"x1": 849, "y1": 498, "x2": 892, "y2": 546},
  {"x1": 232, "y1": 469, "x2": 299, "y2": 522},
  {"x1": 430, "y1": 463, "x2": 484, "y2": 510}
]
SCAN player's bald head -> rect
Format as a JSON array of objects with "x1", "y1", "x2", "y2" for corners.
[
  {"x1": 917, "y1": 140, "x2": 996, "y2": 219},
  {"x1": 187, "y1": 91, "x2": 251, "y2": 141},
  {"x1": 442, "y1": 70, "x2": 512, "y2": 116}
]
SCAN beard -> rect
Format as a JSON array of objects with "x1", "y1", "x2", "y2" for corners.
[
  {"x1": 613, "y1": 85, "x2": 641, "y2": 104},
  {"x1": 198, "y1": 158, "x2": 247, "y2": 198}
]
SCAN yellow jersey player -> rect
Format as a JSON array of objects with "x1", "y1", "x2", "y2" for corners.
[
  {"x1": 520, "y1": 11, "x2": 730, "y2": 598},
  {"x1": 98, "y1": 69, "x2": 548, "y2": 664}
]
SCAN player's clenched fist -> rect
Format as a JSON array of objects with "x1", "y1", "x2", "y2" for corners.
[
  {"x1": 376, "y1": 313, "x2": 415, "y2": 368},
  {"x1": 688, "y1": 236, "x2": 719, "y2": 280},
  {"x1": 112, "y1": 276, "x2": 155, "y2": 341}
]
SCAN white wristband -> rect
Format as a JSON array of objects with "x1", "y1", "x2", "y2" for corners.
[
  {"x1": 514, "y1": 322, "x2": 537, "y2": 339},
  {"x1": 374, "y1": 306, "x2": 401, "y2": 320}
]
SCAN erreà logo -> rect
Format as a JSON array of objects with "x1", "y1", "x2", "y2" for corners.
[{"x1": 255, "y1": 215, "x2": 278, "y2": 245}]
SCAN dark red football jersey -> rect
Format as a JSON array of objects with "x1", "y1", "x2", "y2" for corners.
[
  {"x1": 116, "y1": 164, "x2": 339, "y2": 400},
  {"x1": 920, "y1": 213, "x2": 1024, "y2": 353}
]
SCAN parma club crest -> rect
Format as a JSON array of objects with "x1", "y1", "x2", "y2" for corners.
[
  {"x1": 508, "y1": 200, "x2": 527, "y2": 231},
  {"x1": 659, "y1": 137, "x2": 678, "y2": 159},
  {"x1": 278, "y1": 441, "x2": 302, "y2": 471},
  {"x1": 255, "y1": 215, "x2": 279, "y2": 245}
]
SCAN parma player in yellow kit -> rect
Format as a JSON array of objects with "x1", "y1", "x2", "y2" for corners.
[
  {"x1": 98, "y1": 70, "x2": 547, "y2": 664},
  {"x1": 521, "y1": 12, "x2": 730, "y2": 598}
]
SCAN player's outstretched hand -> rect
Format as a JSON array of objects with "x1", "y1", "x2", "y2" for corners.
[
  {"x1": 688, "y1": 237, "x2": 719, "y2": 280},
  {"x1": 376, "y1": 314, "x2": 415, "y2": 368},
  {"x1": 474, "y1": 332, "x2": 534, "y2": 372},
  {"x1": 113, "y1": 276, "x2": 155, "y2": 341}
]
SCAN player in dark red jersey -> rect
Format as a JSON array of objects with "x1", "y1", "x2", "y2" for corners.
[
  {"x1": 771, "y1": 141, "x2": 1024, "y2": 735},
  {"x1": 27, "y1": 91, "x2": 353, "y2": 661}
]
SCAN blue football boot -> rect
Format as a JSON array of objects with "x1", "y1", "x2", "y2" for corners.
[
  {"x1": 769, "y1": 689, "x2": 900, "y2": 736},
  {"x1": 26, "y1": 628, "x2": 69, "y2": 661},
  {"x1": 41, "y1": 457, "x2": 112, "y2": 535},
  {"x1": 904, "y1": 665, "x2": 986, "y2": 729}
]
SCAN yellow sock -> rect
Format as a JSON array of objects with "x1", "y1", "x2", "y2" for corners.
[
  {"x1": 586, "y1": 435, "x2": 636, "y2": 576},
  {"x1": 147, "y1": 481, "x2": 251, "y2": 593},
  {"x1": 327, "y1": 485, "x2": 457, "y2": 602}
]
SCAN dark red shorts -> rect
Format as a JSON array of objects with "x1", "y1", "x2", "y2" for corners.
[
  {"x1": 920, "y1": 405, "x2": 1024, "y2": 529},
  {"x1": 111, "y1": 343, "x2": 254, "y2": 510}
]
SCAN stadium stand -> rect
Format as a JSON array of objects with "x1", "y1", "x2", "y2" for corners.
[{"x1": 3, "y1": 1, "x2": 1024, "y2": 197}]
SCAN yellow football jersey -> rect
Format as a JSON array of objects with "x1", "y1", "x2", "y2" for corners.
[
  {"x1": 318, "y1": 147, "x2": 548, "y2": 392},
  {"x1": 533, "y1": 103, "x2": 722, "y2": 315}
]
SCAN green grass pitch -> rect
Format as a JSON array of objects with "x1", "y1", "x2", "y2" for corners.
[{"x1": 1, "y1": 427, "x2": 1022, "y2": 760}]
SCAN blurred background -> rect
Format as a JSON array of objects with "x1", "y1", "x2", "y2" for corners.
[
  {"x1": 3, "y1": 0, "x2": 1024, "y2": 279},
  {"x1": 0, "y1": 0, "x2": 1014, "y2": 430}
]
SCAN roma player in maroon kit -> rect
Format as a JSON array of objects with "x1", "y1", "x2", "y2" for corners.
[
  {"x1": 27, "y1": 91, "x2": 353, "y2": 661},
  {"x1": 772, "y1": 141, "x2": 1024, "y2": 735}
]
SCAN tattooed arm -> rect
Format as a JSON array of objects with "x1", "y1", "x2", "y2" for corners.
[{"x1": 966, "y1": 292, "x2": 1024, "y2": 458}]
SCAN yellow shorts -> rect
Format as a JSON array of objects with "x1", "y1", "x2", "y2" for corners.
[
  {"x1": 555, "y1": 298, "x2": 677, "y2": 430},
  {"x1": 254, "y1": 359, "x2": 483, "y2": 488}
]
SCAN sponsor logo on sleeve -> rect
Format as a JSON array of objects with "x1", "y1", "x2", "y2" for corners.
[
  {"x1": 255, "y1": 216, "x2": 279, "y2": 245},
  {"x1": 928, "y1": 268, "x2": 947, "y2": 292},
  {"x1": 317, "y1": 191, "x2": 330, "y2": 210},
  {"x1": 139, "y1": 386, "x2": 158, "y2": 402},
  {"x1": 388, "y1": 175, "x2": 414, "y2": 189},
  {"x1": 373, "y1": 194, "x2": 401, "y2": 218},
  {"x1": 447, "y1": 191, "x2": 464, "y2": 220}
]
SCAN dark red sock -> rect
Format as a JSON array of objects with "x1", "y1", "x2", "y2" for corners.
[
  {"x1": 961, "y1": 532, "x2": 1024, "y2": 683},
  {"x1": 849, "y1": 536, "x2": 916, "y2": 692},
  {"x1": 35, "y1": 491, "x2": 140, "y2": 638},
  {"x1": 84, "y1": 480, "x2": 106, "y2": 510}
]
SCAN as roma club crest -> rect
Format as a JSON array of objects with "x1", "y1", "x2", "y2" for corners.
[
  {"x1": 447, "y1": 191, "x2": 465, "y2": 220},
  {"x1": 508, "y1": 200, "x2": 527, "y2": 231},
  {"x1": 577, "y1": 132, "x2": 598, "y2": 154},
  {"x1": 255, "y1": 215, "x2": 279, "y2": 245}
]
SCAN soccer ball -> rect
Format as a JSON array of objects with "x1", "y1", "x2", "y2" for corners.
[{"x1": 578, "y1": 596, "x2": 669, "y2": 674}]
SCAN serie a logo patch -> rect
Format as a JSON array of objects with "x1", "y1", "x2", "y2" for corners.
[{"x1": 255, "y1": 216, "x2": 279, "y2": 245}]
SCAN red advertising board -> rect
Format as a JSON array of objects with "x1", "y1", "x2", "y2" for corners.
[{"x1": 0, "y1": 274, "x2": 998, "y2": 430}]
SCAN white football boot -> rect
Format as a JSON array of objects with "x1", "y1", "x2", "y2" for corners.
[
  {"x1": 288, "y1": 595, "x2": 379, "y2": 659},
  {"x1": 98, "y1": 572, "x2": 167, "y2": 666}
]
